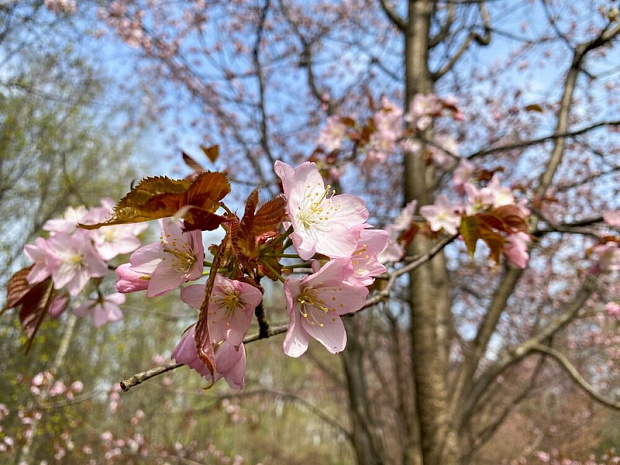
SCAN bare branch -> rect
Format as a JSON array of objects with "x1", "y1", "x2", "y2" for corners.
[
  {"x1": 253, "y1": 0, "x2": 278, "y2": 170},
  {"x1": 378, "y1": 0, "x2": 405, "y2": 32},
  {"x1": 432, "y1": 1, "x2": 491, "y2": 80},
  {"x1": 467, "y1": 121, "x2": 620, "y2": 160},
  {"x1": 217, "y1": 388, "x2": 353, "y2": 439},
  {"x1": 463, "y1": 274, "x2": 597, "y2": 422},
  {"x1": 120, "y1": 236, "x2": 458, "y2": 392},
  {"x1": 429, "y1": 3, "x2": 455, "y2": 48},
  {"x1": 531, "y1": 344, "x2": 620, "y2": 410},
  {"x1": 120, "y1": 323, "x2": 290, "y2": 391}
]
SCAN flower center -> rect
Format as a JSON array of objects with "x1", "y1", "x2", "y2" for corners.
[
  {"x1": 296, "y1": 182, "x2": 339, "y2": 229},
  {"x1": 296, "y1": 287, "x2": 333, "y2": 327},
  {"x1": 163, "y1": 244, "x2": 196, "y2": 273}
]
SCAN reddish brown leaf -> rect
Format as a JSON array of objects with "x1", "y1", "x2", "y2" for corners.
[
  {"x1": 182, "y1": 151, "x2": 206, "y2": 174},
  {"x1": 200, "y1": 144, "x2": 219, "y2": 163},
  {"x1": 460, "y1": 216, "x2": 480, "y2": 258},
  {"x1": 492, "y1": 205, "x2": 528, "y2": 233},
  {"x1": 195, "y1": 233, "x2": 231, "y2": 377},
  {"x1": 479, "y1": 225, "x2": 504, "y2": 264},
  {"x1": 3, "y1": 266, "x2": 34, "y2": 312},
  {"x1": 80, "y1": 172, "x2": 230, "y2": 231},
  {"x1": 340, "y1": 116, "x2": 356, "y2": 128},
  {"x1": 3, "y1": 269, "x2": 55, "y2": 352},
  {"x1": 476, "y1": 212, "x2": 506, "y2": 232},
  {"x1": 399, "y1": 223, "x2": 420, "y2": 249},
  {"x1": 525, "y1": 103, "x2": 543, "y2": 112},
  {"x1": 253, "y1": 194, "x2": 286, "y2": 237},
  {"x1": 235, "y1": 190, "x2": 259, "y2": 258}
]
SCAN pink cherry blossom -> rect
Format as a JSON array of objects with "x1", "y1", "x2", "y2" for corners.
[
  {"x1": 115, "y1": 263, "x2": 150, "y2": 293},
  {"x1": 420, "y1": 195, "x2": 461, "y2": 235},
  {"x1": 317, "y1": 116, "x2": 347, "y2": 152},
  {"x1": 90, "y1": 224, "x2": 146, "y2": 261},
  {"x1": 452, "y1": 159, "x2": 475, "y2": 194},
  {"x1": 128, "y1": 218, "x2": 204, "y2": 297},
  {"x1": 343, "y1": 227, "x2": 389, "y2": 286},
  {"x1": 283, "y1": 260, "x2": 369, "y2": 357},
  {"x1": 48, "y1": 294, "x2": 69, "y2": 319},
  {"x1": 603, "y1": 210, "x2": 620, "y2": 227},
  {"x1": 504, "y1": 232, "x2": 531, "y2": 268},
  {"x1": 274, "y1": 161, "x2": 369, "y2": 260},
  {"x1": 404, "y1": 93, "x2": 442, "y2": 131},
  {"x1": 44, "y1": 0, "x2": 77, "y2": 14},
  {"x1": 47, "y1": 231, "x2": 108, "y2": 296},
  {"x1": 171, "y1": 326, "x2": 247, "y2": 389},
  {"x1": 23, "y1": 237, "x2": 58, "y2": 285},
  {"x1": 429, "y1": 134, "x2": 458, "y2": 169},
  {"x1": 590, "y1": 241, "x2": 620, "y2": 272},
  {"x1": 74, "y1": 293, "x2": 125, "y2": 327},
  {"x1": 479, "y1": 175, "x2": 515, "y2": 207},
  {"x1": 605, "y1": 302, "x2": 620, "y2": 317},
  {"x1": 180, "y1": 276, "x2": 262, "y2": 346},
  {"x1": 43, "y1": 205, "x2": 89, "y2": 235},
  {"x1": 378, "y1": 200, "x2": 417, "y2": 264}
]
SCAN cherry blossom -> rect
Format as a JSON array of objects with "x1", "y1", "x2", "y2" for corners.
[
  {"x1": 603, "y1": 210, "x2": 620, "y2": 227},
  {"x1": 404, "y1": 93, "x2": 442, "y2": 131},
  {"x1": 604, "y1": 302, "x2": 620, "y2": 317},
  {"x1": 452, "y1": 159, "x2": 475, "y2": 194},
  {"x1": 171, "y1": 326, "x2": 247, "y2": 389},
  {"x1": 44, "y1": 0, "x2": 77, "y2": 14},
  {"x1": 317, "y1": 116, "x2": 347, "y2": 152},
  {"x1": 479, "y1": 175, "x2": 515, "y2": 208},
  {"x1": 343, "y1": 227, "x2": 389, "y2": 286},
  {"x1": 283, "y1": 260, "x2": 369, "y2": 357},
  {"x1": 180, "y1": 275, "x2": 262, "y2": 346},
  {"x1": 43, "y1": 205, "x2": 89, "y2": 235},
  {"x1": 23, "y1": 237, "x2": 58, "y2": 285},
  {"x1": 74, "y1": 293, "x2": 125, "y2": 327},
  {"x1": 115, "y1": 263, "x2": 150, "y2": 293},
  {"x1": 420, "y1": 195, "x2": 461, "y2": 235},
  {"x1": 504, "y1": 232, "x2": 531, "y2": 269},
  {"x1": 590, "y1": 241, "x2": 620, "y2": 272},
  {"x1": 274, "y1": 161, "x2": 369, "y2": 260},
  {"x1": 128, "y1": 218, "x2": 204, "y2": 297},
  {"x1": 378, "y1": 200, "x2": 417, "y2": 264},
  {"x1": 46, "y1": 231, "x2": 108, "y2": 296}
]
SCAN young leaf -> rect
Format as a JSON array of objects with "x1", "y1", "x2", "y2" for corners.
[
  {"x1": 479, "y1": 225, "x2": 504, "y2": 264},
  {"x1": 460, "y1": 216, "x2": 480, "y2": 258},
  {"x1": 182, "y1": 151, "x2": 206, "y2": 175},
  {"x1": 253, "y1": 194, "x2": 286, "y2": 237},
  {"x1": 195, "y1": 232, "x2": 231, "y2": 377},
  {"x1": 492, "y1": 205, "x2": 529, "y2": 233},
  {"x1": 3, "y1": 266, "x2": 34, "y2": 312},
  {"x1": 3, "y1": 268, "x2": 55, "y2": 352},
  {"x1": 200, "y1": 144, "x2": 219, "y2": 163},
  {"x1": 80, "y1": 172, "x2": 231, "y2": 231}
]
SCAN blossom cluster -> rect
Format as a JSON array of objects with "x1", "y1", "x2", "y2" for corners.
[
  {"x1": 22, "y1": 199, "x2": 146, "y2": 326},
  {"x1": 316, "y1": 94, "x2": 533, "y2": 268},
  {"x1": 14, "y1": 161, "x2": 388, "y2": 391},
  {"x1": 317, "y1": 93, "x2": 462, "y2": 169}
]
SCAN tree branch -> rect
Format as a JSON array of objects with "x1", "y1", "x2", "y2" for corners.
[
  {"x1": 462, "y1": 274, "x2": 597, "y2": 423},
  {"x1": 466, "y1": 120, "x2": 620, "y2": 160},
  {"x1": 378, "y1": 0, "x2": 405, "y2": 32},
  {"x1": 530, "y1": 344, "x2": 620, "y2": 410},
  {"x1": 120, "y1": 235, "x2": 458, "y2": 392},
  {"x1": 432, "y1": 1, "x2": 490, "y2": 80},
  {"x1": 253, "y1": 0, "x2": 277, "y2": 170}
]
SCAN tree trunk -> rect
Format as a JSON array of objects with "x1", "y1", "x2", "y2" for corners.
[
  {"x1": 404, "y1": 1, "x2": 461, "y2": 463},
  {"x1": 341, "y1": 317, "x2": 385, "y2": 465}
]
